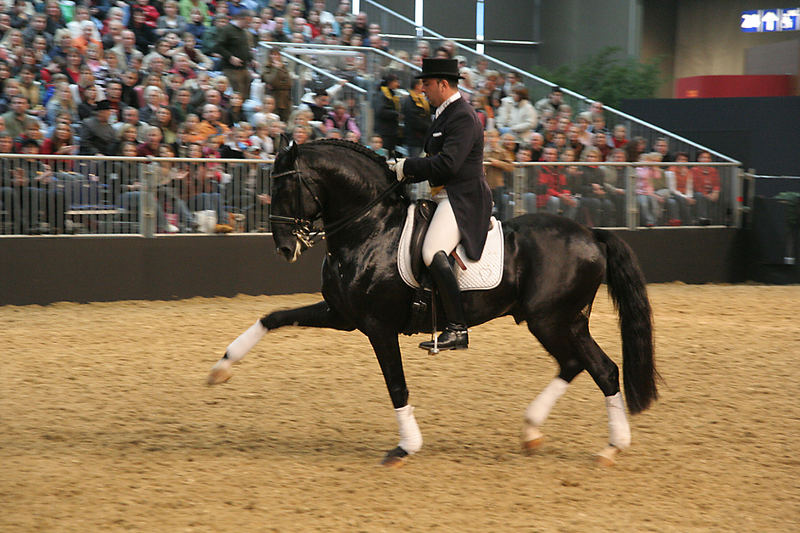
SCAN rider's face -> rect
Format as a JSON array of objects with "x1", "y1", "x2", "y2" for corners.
[{"x1": 421, "y1": 78, "x2": 447, "y2": 108}]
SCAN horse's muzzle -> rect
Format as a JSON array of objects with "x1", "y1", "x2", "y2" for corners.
[{"x1": 277, "y1": 241, "x2": 302, "y2": 263}]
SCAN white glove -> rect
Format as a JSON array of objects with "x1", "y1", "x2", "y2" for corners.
[{"x1": 389, "y1": 158, "x2": 406, "y2": 181}]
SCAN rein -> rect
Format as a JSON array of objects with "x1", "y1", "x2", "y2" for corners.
[{"x1": 268, "y1": 164, "x2": 405, "y2": 248}]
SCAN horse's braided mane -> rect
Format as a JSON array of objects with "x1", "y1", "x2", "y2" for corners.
[{"x1": 306, "y1": 138, "x2": 393, "y2": 180}]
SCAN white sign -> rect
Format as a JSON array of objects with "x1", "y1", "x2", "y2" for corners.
[{"x1": 740, "y1": 8, "x2": 800, "y2": 32}]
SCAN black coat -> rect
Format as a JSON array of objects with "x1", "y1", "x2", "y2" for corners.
[
  {"x1": 401, "y1": 92, "x2": 431, "y2": 148},
  {"x1": 403, "y1": 95, "x2": 492, "y2": 260}
]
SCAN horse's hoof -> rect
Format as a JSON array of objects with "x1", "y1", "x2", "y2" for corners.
[
  {"x1": 380, "y1": 446, "x2": 409, "y2": 468},
  {"x1": 595, "y1": 446, "x2": 620, "y2": 466},
  {"x1": 207, "y1": 359, "x2": 233, "y2": 385},
  {"x1": 522, "y1": 437, "x2": 545, "y2": 454},
  {"x1": 522, "y1": 424, "x2": 544, "y2": 454}
]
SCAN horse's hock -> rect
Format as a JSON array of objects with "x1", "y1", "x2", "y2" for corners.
[{"x1": 2, "y1": 285, "x2": 797, "y2": 531}]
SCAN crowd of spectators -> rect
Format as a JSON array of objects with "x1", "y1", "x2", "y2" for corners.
[{"x1": 0, "y1": 0, "x2": 722, "y2": 234}]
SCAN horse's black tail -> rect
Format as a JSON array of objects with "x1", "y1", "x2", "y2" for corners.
[{"x1": 593, "y1": 229, "x2": 659, "y2": 414}]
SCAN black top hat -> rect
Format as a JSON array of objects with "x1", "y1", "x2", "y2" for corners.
[
  {"x1": 415, "y1": 58, "x2": 463, "y2": 80},
  {"x1": 96, "y1": 100, "x2": 112, "y2": 111}
]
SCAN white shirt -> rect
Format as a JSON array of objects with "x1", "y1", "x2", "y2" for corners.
[{"x1": 434, "y1": 91, "x2": 461, "y2": 120}]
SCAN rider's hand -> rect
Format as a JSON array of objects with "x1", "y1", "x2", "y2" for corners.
[{"x1": 389, "y1": 158, "x2": 406, "y2": 181}]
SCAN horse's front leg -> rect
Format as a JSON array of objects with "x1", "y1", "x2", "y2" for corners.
[
  {"x1": 207, "y1": 301, "x2": 355, "y2": 385},
  {"x1": 367, "y1": 330, "x2": 422, "y2": 468}
]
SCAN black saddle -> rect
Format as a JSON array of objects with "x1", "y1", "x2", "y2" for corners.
[{"x1": 409, "y1": 199, "x2": 437, "y2": 284}]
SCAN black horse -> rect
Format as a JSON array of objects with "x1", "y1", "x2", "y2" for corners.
[{"x1": 208, "y1": 139, "x2": 658, "y2": 466}]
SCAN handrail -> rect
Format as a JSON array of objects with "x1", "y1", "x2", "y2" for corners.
[
  {"x1": 0, "y1": 153, "x2": 736, "y2": 167},
  {"x1": 0, "y1": 154, "x2": 276, "y2": 164},
  {"x1": 264, "y1": 41, "x2": 422, "y2": 74},
  {"x1": 361, "y1": 0, "x2": 741, "y2": 165},
  {"x1": 380, "y1": 33, "x2": 539, "y2": 46}
]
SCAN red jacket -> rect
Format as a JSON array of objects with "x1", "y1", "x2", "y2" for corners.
[
  {"x1": 536, "y1": 165, "x2": 569, "y2": 209},
  {"x1": 690, "y1": 166, "x2": 720, "y2": 194}
]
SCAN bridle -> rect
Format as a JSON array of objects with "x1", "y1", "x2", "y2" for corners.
[{"x1": 268, "y1": 163, "x2": 405, "y2": 249}]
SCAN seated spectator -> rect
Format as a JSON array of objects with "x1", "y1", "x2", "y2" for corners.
[
  {"x1": 184, "y1": 9, "x2": 207, "y2": 48},
  {"x1": 13, "y1": 138, "x2": 65, "y2": 234},
  {"x1": 156, "y1": 143, "x2": 194, "y2": 231},
  {"x1": 368, "y1": 134, "x2": 388, "y2": 158},
  {"x1": 157, "y1": 1, "x2": 188, "y2": 38},
  {"x1": 224, "y1": 92, "x2": 246, "y2": 126},
  {"x1": 653, "y1": 136, "x2": 674, "y2": 163},
  {"x1": 625, "y1": 135, "x2": 647, "y2": 162},
  {"x1": 77, "y1": 83, "x2": 99, "y2": 120},
  {"x1": 139, "y1": 85, "x2": 164, "y2": 124},
  {"x1": 496, "y1": 84, "x2": 537, "y2": 139},
  {"x1": 577, "y1": 147, "x2": 615, "y2": 227},
  {"x1": 534, "y1": 85, "x2": 564, "y2": 118},
  {"x1": 115, "y1": 140, "x2": 179, "y2": 233},
  {"x1": 484, "y1": 129, "x2": 515, "y2": 220},
  {"x1": 181, "y1": 141, "x2": 227, "y2": 225},
  {"x1": 137, "y1": 125, "x2": 163, "y2": 157},
  {"x1": 196, "y1": 103, "x2": 230, "y2": 146},
  {"x1": 322, "y1": 100, "x2": 359, "y2": 142},
  {"x1": 2, "y1": 93, "x2": 30, "y2": 139},
  {"x1": 635, "y1": 152, "x2": 664, "y2": 227},
  {"x1": 153, "y1": 106, "x2": 178, "y2": 144},
  {"x1": 79, "y1": 99, "x2": 117, "y2": 155},
  {"x1": 17, "y1": 65, "x2": 41, "y2": 109},
  {"x1": 129, "y1": 7, "x2": 158, "y2": 55},
  {"x1": 535, "y1": 145, "x2": 576, "y2": 219},
  {"x1": 602, "y1": 148, "x2": 630, "y2": 226},
  {"x1": 666, "y1": 151, "x2": 694, "y2": 225},
  {"x1": 114, "y1": 106, "x2": 148, "y2": 143},
  {"x1": 690, "y1": 150, "x2": 720, "y2": 224},
  {"x1": 178, "y1": 33, "x2": 213, "y2": 71},
  {"x1": 249, "y1": 121, "x2": 274, "y2": 157},
  {"x1": 611, "y1": 124, "x2": 628, "y2": 149},
  {"x1": 290, "y1": 124, "x2": 311, "y2": 145}
]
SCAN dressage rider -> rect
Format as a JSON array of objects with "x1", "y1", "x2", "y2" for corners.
[{"x1": 392, "y1": 58, "x2": 493, "y2": 351}]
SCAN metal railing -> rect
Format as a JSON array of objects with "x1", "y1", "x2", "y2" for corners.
[
  {"x1": 358, "y1": 0, "x2": 740, "y2": 166},
  {"x1": 0, "y1": 154, "x2": 742, "y2": 236},
  {"x1": 259, "y1": 41, "x2": 473, "y2": 143}
]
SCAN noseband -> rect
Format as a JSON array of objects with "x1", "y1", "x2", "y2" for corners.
[
  {"x1": 268, "y1": 167, "x2": 323, "y2": 248},
  {"x1": 269, "y1": 163, "x2": 405, "y2": 248}
]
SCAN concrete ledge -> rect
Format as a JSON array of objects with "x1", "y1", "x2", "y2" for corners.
[{"x1": 0, "y1": 228, "x2": 746, "y2": 306}]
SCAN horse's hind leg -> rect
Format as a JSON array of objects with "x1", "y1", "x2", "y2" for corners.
[
  {"x1": 522, "y1": 320, "x2": 584, "y2": 452},
  {"x1": 207, "y1": 301, "x2": 355, "y2": 385},
  {"x1": 568, "y1": 314, "x2": 631, "y2": 465}
]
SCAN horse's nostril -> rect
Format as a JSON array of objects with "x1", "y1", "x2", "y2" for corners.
[{"x1": 278, "y1": 246, "x2": 293, "y2": 258}]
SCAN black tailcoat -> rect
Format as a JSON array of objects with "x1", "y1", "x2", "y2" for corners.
[{"x1": 403, "y1": 95, "x2": 492, "y2": 260}]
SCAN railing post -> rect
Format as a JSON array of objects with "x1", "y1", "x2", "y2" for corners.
[
  {"x1": 732, "y1": 167, "x2": 744, "y2": 229},
  {"x1": 141, "y1": 160, "x2": 158, "y2": 238},
  {"x1": 625, "y1": 167, "x2": 637, "y2": 230},
  {"x1": 513, "y1": 166, "x2": 526, "y2": 217}
]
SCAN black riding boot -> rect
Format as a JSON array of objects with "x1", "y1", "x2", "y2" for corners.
[{"x1": 419, "y1": 250, "x2": 469, "y2": 351}]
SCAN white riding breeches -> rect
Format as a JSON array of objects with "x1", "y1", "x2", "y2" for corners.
[{"x1": 422, "y1": 190, "x2": 461, "y2": 266}]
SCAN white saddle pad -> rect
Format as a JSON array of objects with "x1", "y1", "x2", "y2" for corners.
[{"x1": 397, "y1": 203, "x2": 504, "y2": 291}]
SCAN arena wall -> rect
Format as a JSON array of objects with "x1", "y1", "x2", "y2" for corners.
[{"x1": 0, "y1": 228, "x2": 746, "y2": 306}]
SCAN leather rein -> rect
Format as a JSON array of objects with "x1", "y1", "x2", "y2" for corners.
[{"x1": 268, "y1": 165, "x2": 405, "y2": 248}]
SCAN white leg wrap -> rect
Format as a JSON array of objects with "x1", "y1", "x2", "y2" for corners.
[
  {"x1": 605, "y1": 392, "x2": 631, "y2": 450},
  {"x1": 395, "y1": 405, "x2": 423, "y2": 455},
  {"x1": 525, "y1": 377, "x2": 569, "y2": 427},
  {"x1": 226, "y1": 320, "x2": 268, "y2": 362}
]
